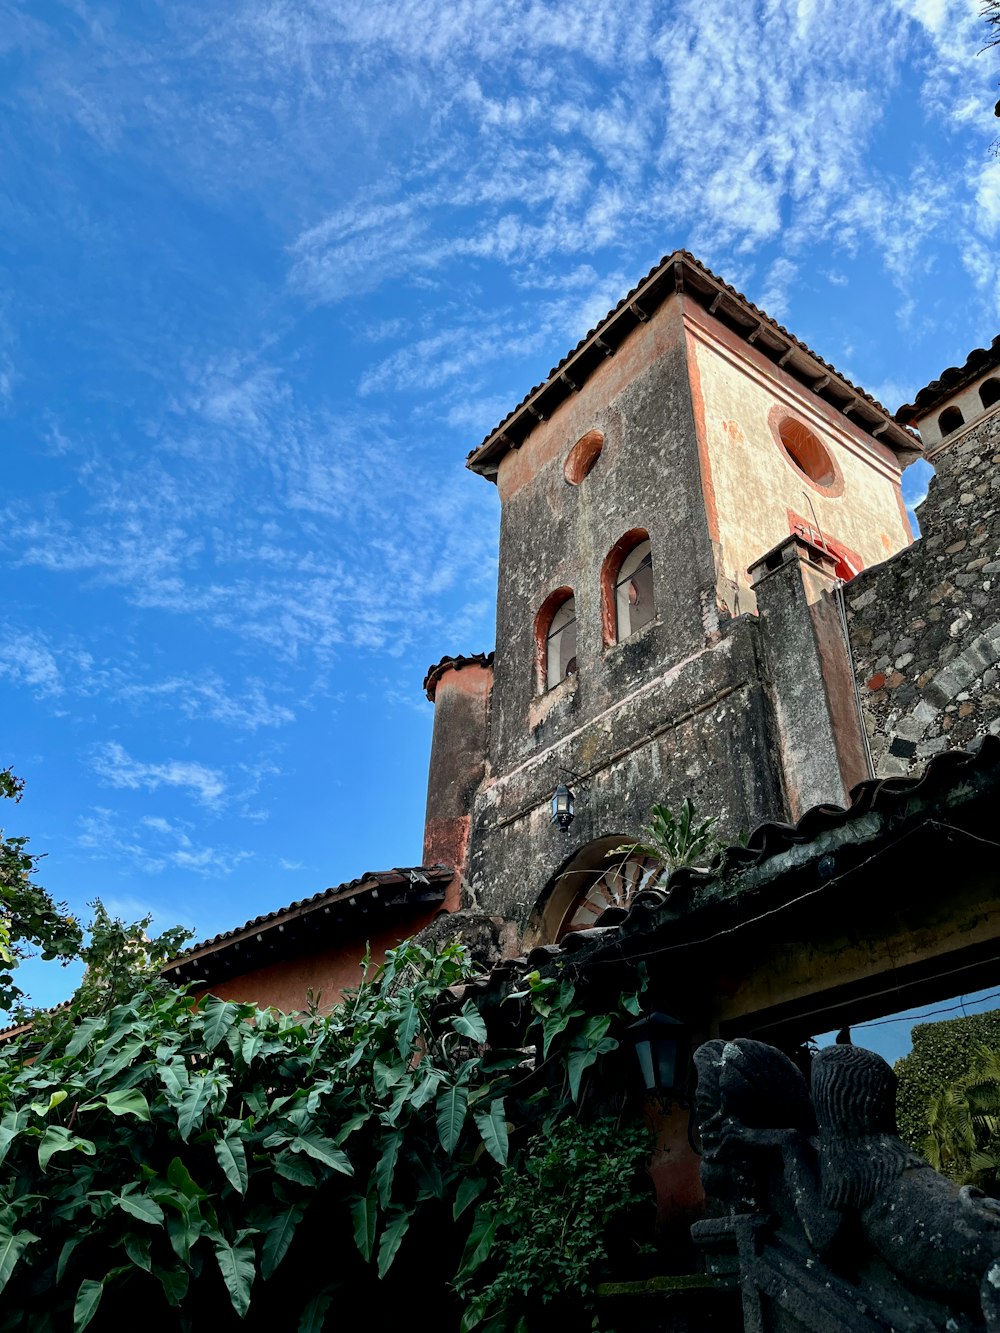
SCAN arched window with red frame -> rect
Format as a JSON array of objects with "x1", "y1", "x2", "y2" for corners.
[
  {"x1": 535, "y1": 588, "x2": 577, "y2": 692},
  {"x1": 601, "y1": 530, "x2": 655, "y2": 645}
]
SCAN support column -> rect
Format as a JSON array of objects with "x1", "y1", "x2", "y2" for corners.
[{"x1": 749, "y1": 536, "x2": 868, "y2": 820}]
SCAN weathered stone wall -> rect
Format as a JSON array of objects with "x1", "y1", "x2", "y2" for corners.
[
  {"x1": 465, "y1": 617, "x2": 783, "y2": 932},
  {"x1": 846, "y1": 409, "x2": 1000, "y2": 775}
]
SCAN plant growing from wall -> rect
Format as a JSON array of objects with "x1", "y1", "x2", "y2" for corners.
[
  {"x1": 0, "y1": 941, "x2": 649, "y2": 1331},
  {"x1": 608, "y1": 797, "x2": 723, "y2": 887}
]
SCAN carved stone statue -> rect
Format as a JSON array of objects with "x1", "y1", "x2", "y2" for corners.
[{"x1": 692, "y1": 1038, "x2": 1000, "y2": 1333}]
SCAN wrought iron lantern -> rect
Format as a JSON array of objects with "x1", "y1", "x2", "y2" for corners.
[
  {"x1": 626, "y1": 1012, "x2": 689, "y2": 1100},
  {"x1": 551, "y1": 783, "x2": 575, "y2": 831}
]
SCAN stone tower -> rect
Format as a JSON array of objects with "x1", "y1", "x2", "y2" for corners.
[{"x1": 423, "y1": 251, "x2": 920, "y2": 948}]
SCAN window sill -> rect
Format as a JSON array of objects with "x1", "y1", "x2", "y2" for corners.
[{"x1": 603, "y1": 616, "x2": 661, "y2": 656}]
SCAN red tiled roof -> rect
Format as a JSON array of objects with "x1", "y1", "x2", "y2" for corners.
[
  {"x1": 423, "y1": 651, "x2": 495, "y2": 701},
  {"x1": 467, "y1": 250, "x2": 920, "y2": 480},
  {"x1": 162, "y1": 864, "x2": 453, "y2": 983},
  {"x1": 896, "y1": 335, "x2": 1000, "y2": 423}
]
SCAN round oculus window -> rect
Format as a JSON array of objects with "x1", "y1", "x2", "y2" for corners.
[
  {"x1": 776, "y1": 418, "x2": 837, "y2": 488},
  {"x1": 564, "y1": 429, "x2": 604, "y2": 485}
]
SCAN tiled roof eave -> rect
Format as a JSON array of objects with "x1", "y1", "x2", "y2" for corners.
[
  {"x1": 896, "y1": 335, "x2": 1000, "y2": 421},
  {"x1": 162, "y1": 864, "x2": 453, "y2": 981},
  {"x1": 423, "y1": 651, "x2": 495, "y2": 701},
  {"x1": 467, "y1": 250, "x2": 920, "y2": 479}
]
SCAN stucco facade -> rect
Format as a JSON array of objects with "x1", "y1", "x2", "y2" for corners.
[{"x1": 434, "y1": 253, "x2": 918, "y2": 944}]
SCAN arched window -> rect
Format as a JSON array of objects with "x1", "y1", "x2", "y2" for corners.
[
  {"x1": 536, "y1": 590, "x2": 577, "y2": 691},
  {"x1": 602, "y1": 531, "x2": 655, "y2": 644},
  {"x1": 939, "y1": 406, "x2": 965, "y2": 437},
  {"x1": 980, "y1": 378, "x2": 1000, "y2": 410},
  {"x1": 524, "y1": 835, "x2": 662, "y2": 945}
]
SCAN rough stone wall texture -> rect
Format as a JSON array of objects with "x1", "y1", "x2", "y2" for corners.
[
  {"x1": 466, "y1": 615, "x2": 784, "y2": 932},
  {"x1": 846, "y1": 408, "x2": 1000, "y2": 776}
]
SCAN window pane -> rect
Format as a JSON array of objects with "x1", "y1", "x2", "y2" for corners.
[
  {"x1": 615, "y1": 540, "x2": 654, "y2": 639},
  {"x1": 546, "y1": 597, "x2": 576, "y2": 689}
]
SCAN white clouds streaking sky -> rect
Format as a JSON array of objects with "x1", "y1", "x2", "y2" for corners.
[{"x1": 1, "y1": 0, "x2": 997, "y2": 1007}]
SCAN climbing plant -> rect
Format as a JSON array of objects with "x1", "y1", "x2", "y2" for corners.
[{"x1": 0, "y1": 941, "x2": 649, "y2": 1331}]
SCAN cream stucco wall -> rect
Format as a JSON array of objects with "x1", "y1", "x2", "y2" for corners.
[
  {"x1": 685, "y1": 306, "x2": 913, "y2": 614},
  {"x1": 914, "y1": 366, "x2": 1000, "y2": 454}
]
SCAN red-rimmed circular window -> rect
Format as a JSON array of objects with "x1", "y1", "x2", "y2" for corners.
[
  {"x1": 773, "y1": 413, "x2": 848, "y2": 498},
  {"x1": 564, "y1": 429, "x2": 604, "y2": 485},
  {"x1": 775, "y1": 417, "x2": 840, "y2": 491}
]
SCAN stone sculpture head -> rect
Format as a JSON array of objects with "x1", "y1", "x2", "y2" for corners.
[{"x1": 812, "y1": 1044, "x2": 911, "y2": 1211}]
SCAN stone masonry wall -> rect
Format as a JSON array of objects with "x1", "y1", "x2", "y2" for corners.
[{"x1": 846, "y1": 409, "x2": 1000, "y2": 776}]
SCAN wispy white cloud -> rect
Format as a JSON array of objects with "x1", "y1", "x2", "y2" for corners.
[
  {"x1": 0, "y1": 630, "x2": 62, "y2": 695},
  {"x1": 91, "y1": 742, "x2": 227, "y2": 805},
  {"x1": 78, "y1": 806, "x2": 252, "y2": 878}
]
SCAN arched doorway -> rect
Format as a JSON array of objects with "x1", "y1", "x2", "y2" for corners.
[{"x1": 525, "y1": 835, "x2": 662, "y2": 946}]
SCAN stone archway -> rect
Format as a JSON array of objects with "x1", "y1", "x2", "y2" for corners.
[{"x1": 524, "y1": 835, "x2": 661, "y2": 947}]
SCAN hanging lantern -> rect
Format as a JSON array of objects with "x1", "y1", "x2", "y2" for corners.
[
  {"x1": 551, "y1": 783, "x2": 575, "y2": 831},
  {"x1": 627, "y1": 1012, "x2": 689, "y2": 1099}
]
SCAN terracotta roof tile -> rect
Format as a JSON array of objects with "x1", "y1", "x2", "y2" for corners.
[
  {"x1": 162, "y1": 864, "x2": 453, "y2": 980},
  {"x1": 467, "y1": 250, "x2": 920, "y2": 478},
  {"x1": 896, "y1": 335, "x2": 1000, "y2": 422},
  {"x1": 423, "y1": 651, "x2": 495, "y2": 701}
]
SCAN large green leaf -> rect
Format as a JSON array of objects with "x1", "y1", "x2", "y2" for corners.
[
  {"x1": 165, "y1": 1156, "x2": 208, "y2": 1199},
  {"x1": 274, "y1": 1153, "x2": 314, "y2": 1186},
  {"x1": 372, "y1": 1059, "x2": 406, "y2": 1099},
  {"x1": 473, "y1": 1099, "x2": 509, "y2": 1166},
  {"x1": 288, "y1": 1132, "x2": 353, "y2": 1175},
  {"x1": 116, "y1": 1192, "x2": 164, "y2": 1227},
  {"x1": 57, "y1": 1236, "x2": 81, "y2": 1284},
  {"x1": 376, "y1": 1130, "x2": 402, "y2": 1209},
  {"x1": 201, "y1": 998, "x2": 239, "y2": 1052},
  {"x1": 261, "y1": 1204, "x2": 305, "y2": 1281},
  {"x1": 37, "y1": 1126, "x2": 96, "y2": 1172},
  {"x1": 73, "y1": 1279, "x2": 103, "y2": 1332},
  {"x1": 436, "y1": 1082, "x2": 469, "y2": 1155},
  {"x1": 214, "y1": 1136, "x2": 249, "y2": 1196},
  {"x1": 376, "y1": 1208, "x2": 412, "y2": 1279},
  {"x1": 214, "y1": 1235, "x2": 256, "y2": 1318},
  {"x1": 176, "y1": 1076, "x2": 216, "y2": 1142},
  {"x1": 452, "y1": 1175, "x2": 487, "y2": 1221},
  {"x1": 0, "y1": 1109, "x2": 28, "y2": 1166},
  {"x1": 396, "y1": 1000, "x2": 420, "y2": 1057},
  {"x1": 102, "y1": 1089, "x2": 150, "y2": 1121},
  {"x1": 451, "y1": 1005, "x2": 487, "y2": 1043},
  {"x1": 0, "y1": 1226, "x2": 38, "y2": 1296},
  {"x1": 63, "y1": 1016, "x2": 105, "y2": 1060},
  {"x1": 123, "y1": 1232, "x2": 152, "y2": 1272},
  {"x1": 153, "y1": 1263, "x2": 189, "y2": 1307},
  {"x1": 409, "y1": 1067, "x2": 443, "y2": 1110},
  {"x1": 298, "y1": 1288, "x2": 335, "y2": 1333},
  {"x1": 455, "y1": 1206, "x2": 498, "y2": 1282},
  {"x1": 94, "y1": 1037, "x2": 145, "y2": 1085},
  {"x1": 350, "y1": 1195, "x2": 377, "y2": 1263}
]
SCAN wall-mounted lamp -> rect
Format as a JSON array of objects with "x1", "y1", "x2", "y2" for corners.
[
  {"x1": 551, "y1": 783, "x2": 576, "y2": 831},
  {"x1": 626, "y1": 1012, "x2": 690, "y2": 1102}
]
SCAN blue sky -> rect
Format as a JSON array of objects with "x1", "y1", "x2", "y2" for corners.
[{"x1": 2, "y1": 0, "x2": 999, "y2": 1011}]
